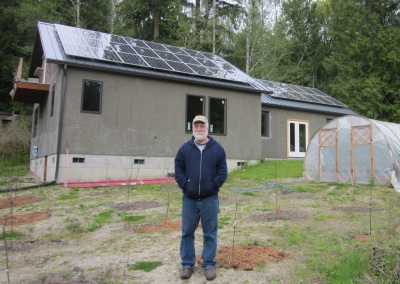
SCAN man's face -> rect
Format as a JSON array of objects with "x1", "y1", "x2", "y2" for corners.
[{"x1": 193, "y1": 122, "x2": 208, "y2": 142}]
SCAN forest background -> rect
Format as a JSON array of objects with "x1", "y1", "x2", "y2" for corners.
[{"x1": 0, "y1": 0, "x2": 399, "y2": 123}]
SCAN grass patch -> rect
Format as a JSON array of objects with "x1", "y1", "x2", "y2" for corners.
[
  {"x1": 313, "y1": 214, "x2": 336, "y2": 221},
  {"x1": 218, "y1": 216, "x2": 231, "y2": 229},
  {"x1": 323, "y1": 249, "x2": 368, "y2": 283},
  {"x1": 0, "y1": 230, "x2": 23, "y2": 240},
  {"x1": 121, "y1": 214, "x2": 146, "y2": 222},
  {"x1": 58, "y1": 189, "x2": 79, "y2": 200},
  {"x1": 228, "y1": 159, "x2": 303, "y2": 181},
  {"x1": 65, "y1": 210, "x2": 114, "y2": 233},
  {"x1": 0, "y1": 162, "x2": 29, "y2": 178},
  {"x1": 127, "y1": 261, "x2": 163, "y2": 272}
]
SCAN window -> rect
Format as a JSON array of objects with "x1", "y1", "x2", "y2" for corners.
[
  {"x1": 50, "y1": 84, "x2": 56, "y2": 117},
  {"x1": 186, "y1": 95, "x2": 204, "y2": 132},
  {"x1": 134, "y1": 159, "x2": 145, "y2": 164},
  {"x1": 261, "y1": 111, "x2": 270, "y2": 138},
  {"x1": 72, "y1": 157, "x2": 85, "y2": 163},
  {"x1": 209, "y1": 97, "x2": 226, "y2": 135},
  {"x1": 33, "y1": 107, "x2": 39, "y2": 138},
  {"x1": 82, "y1": 80, "x2": 102, "y2": 113}
]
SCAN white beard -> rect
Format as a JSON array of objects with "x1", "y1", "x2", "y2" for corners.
[{"x1": 193, "y1": 130, "x2": 208, "y2": 142}]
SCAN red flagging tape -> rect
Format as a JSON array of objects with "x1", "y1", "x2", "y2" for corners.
[{"x1": 62, "y1": 177, "x2": 176, "y2": 188}]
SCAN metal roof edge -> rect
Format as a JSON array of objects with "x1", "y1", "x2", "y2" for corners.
[{"x1": 261, "y1": 93, "x2": 356, "y2": 115}]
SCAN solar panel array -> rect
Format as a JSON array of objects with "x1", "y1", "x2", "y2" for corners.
[
  {"x1": 258, "y1": 79, "x2": 347, "y2": 107},
  {"x1": 54, "y1": 24, "x2": 254, "y2": 84}
]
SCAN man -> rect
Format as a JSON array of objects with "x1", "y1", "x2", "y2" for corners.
[{"x1": 174, "y1": 115, "x2": 228, "y2": 281}]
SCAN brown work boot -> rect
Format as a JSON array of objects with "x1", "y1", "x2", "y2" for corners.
[
  {"x1": 180, "y1": 267, "x2": 194, "y2": 279},
  {"x1": 205, "y1": 267, "x2": 217, "y2": 281}
]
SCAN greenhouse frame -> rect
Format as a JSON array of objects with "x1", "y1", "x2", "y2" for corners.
[{"x1": 304, "y1": 115, "x2": 400, "y2": 192}]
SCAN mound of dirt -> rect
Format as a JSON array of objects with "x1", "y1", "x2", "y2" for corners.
[
  {"x1": 0, "y1": 212, "x2": 50, "y2": 226},
  {"x1": 0, "y1": 195, "x2": 40, "y2": 209},
  {"x1": 196, "y1": 245, "x2": 294, "y2": 270}
]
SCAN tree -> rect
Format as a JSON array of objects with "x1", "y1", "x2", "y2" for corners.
[
  {"x1": 326, "y1": 0, "x2": 400, "y2": 122},
  {"x1": 116, "y1": 0, "x2": 190, "y2": 42}
]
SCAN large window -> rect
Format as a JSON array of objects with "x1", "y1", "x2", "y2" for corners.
[
  {"x1": 261, "y1": 111, "x2": 270, "y2": 138},
  {"x1": 82, "y1": 80, "x2": 102, "y2": 113},
  {"x1": 209, "y1": 97, "x2": 226, "y2": 135},
  {"x1": 186, "y1": 95, "x2": 204, "y2": 132}
]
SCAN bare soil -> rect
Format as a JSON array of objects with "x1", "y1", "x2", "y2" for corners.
[{"x1": 0, "y1": 180, "x2": 399, "y2": 284}]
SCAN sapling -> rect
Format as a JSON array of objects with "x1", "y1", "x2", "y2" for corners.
[
  {"x1": 274, "y1": 158, "x2": 280, "y2": 213},
  {"x1": 352, "y1": 161, "x2": 368, "y2": 205},
  {"x1": 120, "y1": 157, "x2": 141, "y2": 201},
  {"x1": 159, "y1": 159, "x2": 172, "y2": 223},
  {"x1": 1, "y1": 186, "x2": 16, "y2": 284},
  {"x1": 231, "y1": 196, "x2": 239, "y2": 263},
  {"x1": 369, "y1": 181, "x2": 374, "y2": 236},
  {"x1": 1, "y1": 225, "x2": 11, "y2": 284}
]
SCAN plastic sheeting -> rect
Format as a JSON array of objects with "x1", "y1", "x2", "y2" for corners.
[{"x1": 304, "y1": 115, "x2": 400, "y2": 192}]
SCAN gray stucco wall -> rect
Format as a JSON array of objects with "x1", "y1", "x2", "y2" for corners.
[
  {"x1": 261, "y1": 105, "x2": 341, "y2": 158},
  {"x1": 30, "y1": 63, "x2": 63, "y2": 159},
  {"x1": 61, "y1": 67, "x2": 261, "y2": 158},
  {"x1": 27, "y1": 65, "x2": 261, "y2": 182}
]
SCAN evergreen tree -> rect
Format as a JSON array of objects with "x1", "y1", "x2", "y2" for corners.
[{"x1": 326, "y1": 0, "x2": 400, "y2": 121}]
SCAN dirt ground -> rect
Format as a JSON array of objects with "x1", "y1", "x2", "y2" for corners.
[
  {"x1": 0, "y1": 179, "x2": 399, "y2": 284},
  {"x1": 0, "y1": 205, "x2": 293, "y2": 271}
]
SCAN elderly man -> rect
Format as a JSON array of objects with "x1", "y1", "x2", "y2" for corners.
[{"x1": 174, "y1": 115, "x2": 228, "y2": 281}]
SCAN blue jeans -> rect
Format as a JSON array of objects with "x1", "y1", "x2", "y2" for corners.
[{"x1": 180, "y1": 195, "x2": 219, "y2": 269}]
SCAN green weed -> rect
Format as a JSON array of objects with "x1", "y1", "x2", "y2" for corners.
[{"x1": 127, "y1": 261, "x2": 163, "y2": 272}]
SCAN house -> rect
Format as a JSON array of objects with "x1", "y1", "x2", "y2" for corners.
[
  {"x1": 256, "y1": 80, "x2": 355, "y2": 159},
  {"x1": 11, "y1": 22, "x2": 355, "y2": 183}
]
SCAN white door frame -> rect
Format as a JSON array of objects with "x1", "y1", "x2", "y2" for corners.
[{"x1": 287, "y1": 119, "x2": 309, "y2": 158}]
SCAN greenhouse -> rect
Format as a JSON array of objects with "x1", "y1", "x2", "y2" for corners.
[{"x1": 304, "y1": 115, "x2": 400, "y2": 192}]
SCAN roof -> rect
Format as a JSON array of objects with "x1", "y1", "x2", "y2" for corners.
[
  {"x1": 30, "y1": 22, "x2": 263, "y2": 93},
  {"x1": 256, "y1": 79, "x2": 355, "y2": 115},
  {"x1": 30, "y1": 22, "x2": 354, "y2": 116}
]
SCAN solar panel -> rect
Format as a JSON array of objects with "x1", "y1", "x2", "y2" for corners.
[
  {"x1": 258, "y1": 80, "x2": 347, "y2": 107},
  {"x1": 54, "y1": 23, "x2": 255, "y2": 84}
]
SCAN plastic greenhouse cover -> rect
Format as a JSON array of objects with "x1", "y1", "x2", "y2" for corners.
[{"x1": 304, "y1": 115, "x2": 400, "y2": 192}]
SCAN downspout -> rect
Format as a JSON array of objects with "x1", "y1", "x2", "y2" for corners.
[
  {"x1": 54, "y1": 64, "x2": 68, "y2": 182},
  {"x1": 0, "y1": 65, "x2": 67, "y2": 193}
]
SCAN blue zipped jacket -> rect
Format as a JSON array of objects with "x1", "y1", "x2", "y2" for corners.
[{"x1": 174, "y1": 136, "x2": 227, "y2": 199}]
